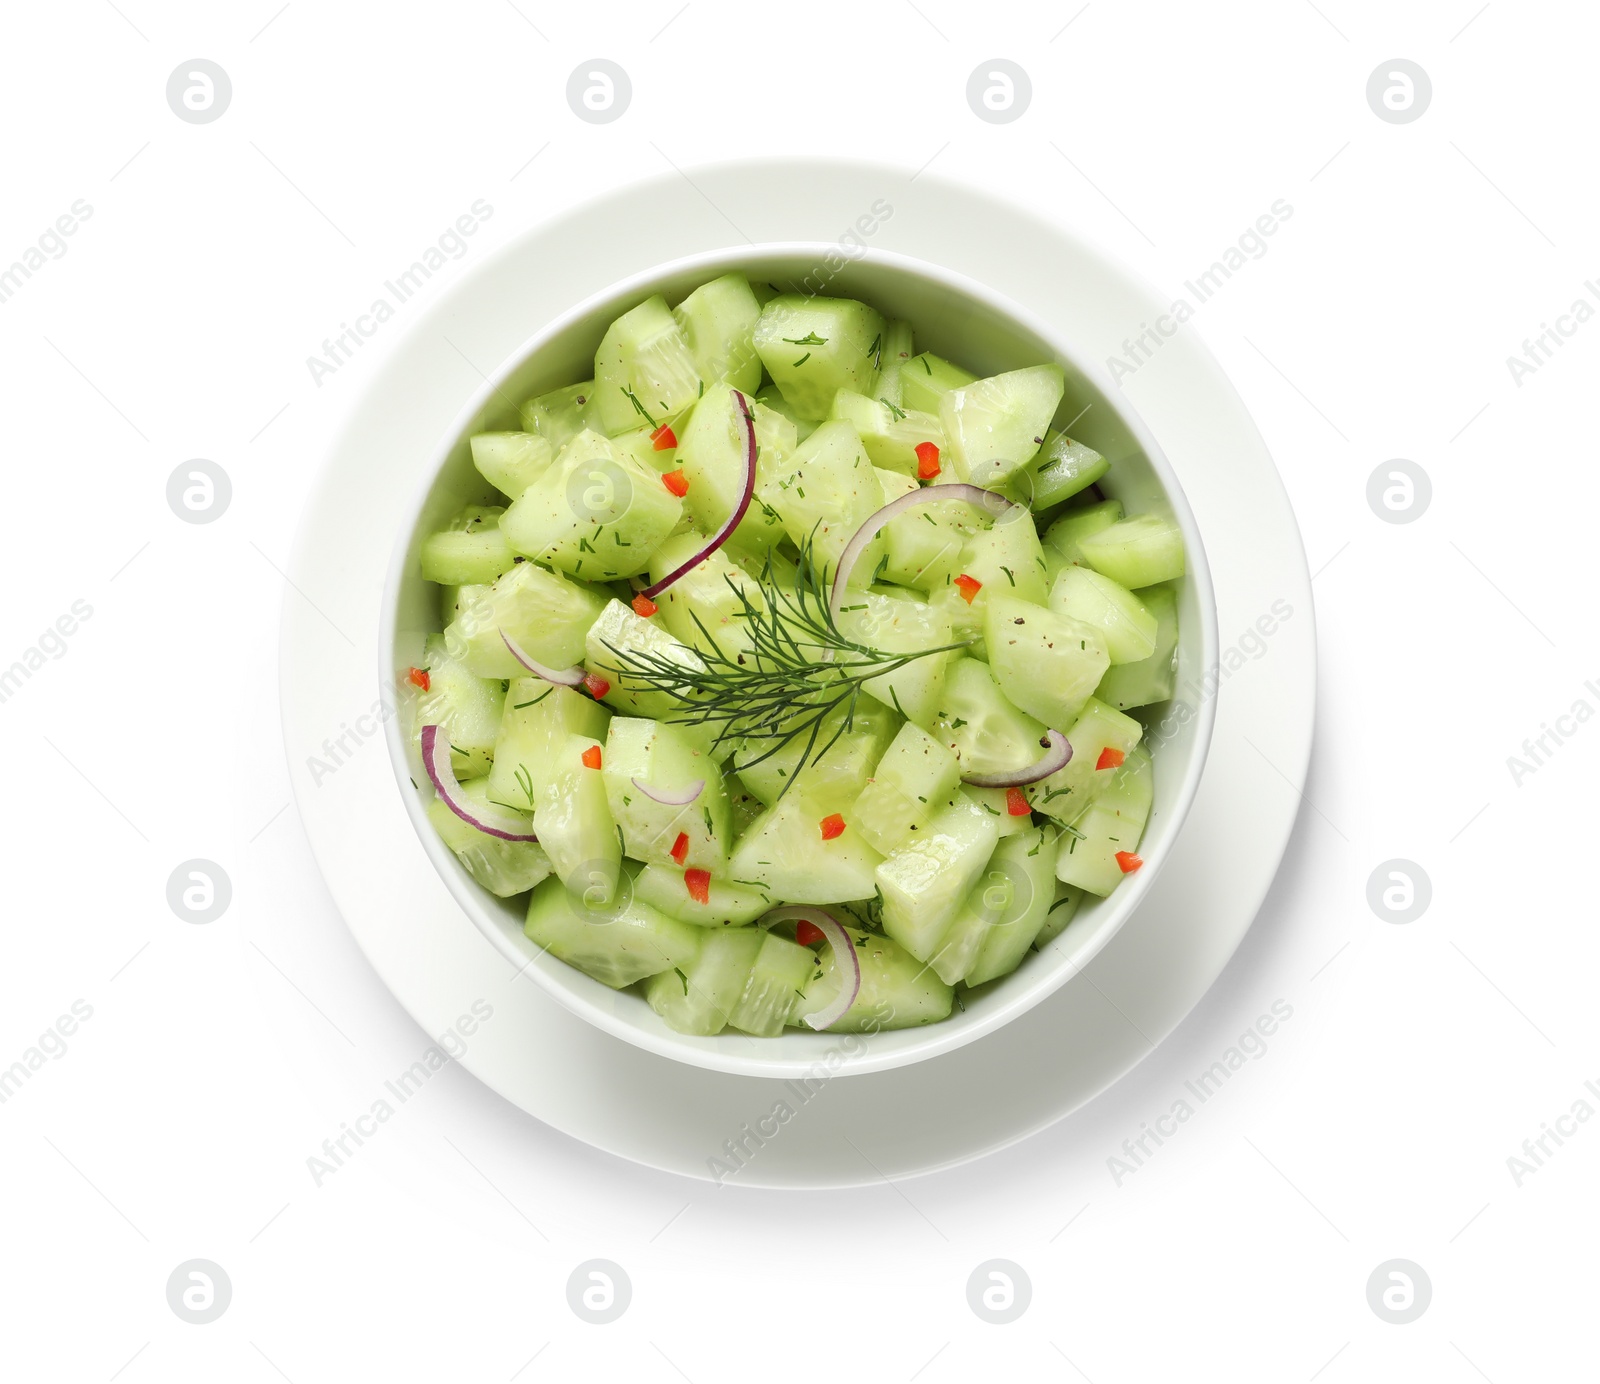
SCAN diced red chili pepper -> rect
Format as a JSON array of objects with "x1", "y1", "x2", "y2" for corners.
[
  {"x1": 684, "y1": 868, "x2": 711, "y2": 904},
  {"x1": 1115, "y1": 851, "x2": 1143, "y2": 874},
  {"x1": 651, "y1": 424, "x2": 678, "y2": 451},
  {"x1": 670, "y1": 831, "x2": 690, "y2": 865},
  {"x1": 1005, "y1": 786, "x2": 1031, "y2": 817},
  {"x1": 662, "y1": 469, "x2": 690, "y2": 497},
  {"x1": 583, "y1": 672, "x2": 610, "y2": 700},
  {"x1": 580, "y1": 744, "x2": 602, "y2": 770},
  {"x1": 819, "y1": 813, "x2": 846, "y2": 841},
  {"x1": 1096, "y1": 747, "x2": 1126, "y2": 771},
  {"x1": 632, "y1": 594, "x2": 659, "y2": 618},
  {"x1": 796, "y1": 919, "x2": 826, "y2": 947},
  {"x1": 407, "y1": 666, "x2": 430, "y2": 691},
  {"x1": 915, "y1": 441, "x2": 941, "y2": 479},
  {"x1": 954, "y1": 573, "x2": 982, "y2": 604}
]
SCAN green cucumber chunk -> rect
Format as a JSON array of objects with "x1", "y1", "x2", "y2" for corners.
[
  {"x1": 1017, "y1": 432, "x2": 1108, "y2": 510},
  {"x1": 727, "y1": 792, "x2": 885, "y2": 905},
  {"x1": 1078, "y1": 513, "x2": 1186, "y2": 588},
  {"x1": 929, "y1": 656, "x2": 1047, "y2": 780},
  {"x1": 675, "y1": 381, "x2": 792, "y2": 553},
  {"x1": 875, "y1": 791, "x2": 1001, "y2": 962},
  {"x1": 728, "y1": 931, "x2": 815, "y2": 1036},
  {"x1": 898, "y1": 351, "x2": 977, "y2": 415},
  {"x1": 872, "y1": 320, "x2": 915, "y2": 408},
  {"x1": 488, "y1": 681, "x2": 610, "y2": 809},
  {"x1": 835, "y1": 585, "x2": 958, "y2": 729},
  {"x1": 851, "y1": 721, "x2": 963, "y2": 855},
  {"x1": 1095, "y1": 583, "x2": 1179, "y2": 710},
  {"x1": 793, "y1": 924, "x2": 953, "y2": 1031},
  {"x1": 532, "y1": 732, "x2": 622, "y2": 905},
  {"x1": 961, "y1": 827, "x2": 1063, "y2": 987},
  {"x1": 470, "y1": 432, "x2": 554, "y2": 499},
  {"x1": 646, "y1": 926, "x2": 764, "y2": 1035},
  {"x1": 1033, "y1": 881, "x2": 1086, "y2": 948},
  {"x1": 420, "y1": 506, "x2": 519, "y2": 586},
  {"x1": 524, "y1": 874, "x2": 701, "y2": 989},
  {"x1": 520, "y1": 381, "x2": 598, "y2": 450},
  {"x1": 828, "y1": 390, "x2": 946, "y2": 475},
  {"x1": 426, "y1": 785, "x2": 553, "y2": 898},
  {"x1": 412, "y1": 633, "x2": 504, "y2": 779},
  {"x1": 731, "y1": 700, "x2": 899, "y2": 810},
  {"x1": 754, "y1": 383, "x2": 818, "y2": 443},
  {"x1": 1049, "y1": 566, "x2": 1158, "y2": 664},
  {"x1": 673, "y1": 272, "x2": 764, "y2": 394},
  {"x1": 984, "y1": 593, "x2": 1110, "y2": 731},
  {"x1": 961, "y1": 785, "x2": 1033, "y2": 837},
  {"x1": 444, "y1": 560, "x2": 608, "y2": 678},
  {"x1": 602, "y1": 717, "x2": 731, "y2": 869},
  {"x1": 1055, "y1": 745, "x2": 1154, "y2": 895},
  {"x1": 634, "y1": 864, "x2": 773, "y2": 927},
  {"x1": 939, "y1": 364, "x2": 1064, "y2": 487},
  {"x1": 500, "y1": 430, "x2": 683, "y2": 581},
  {"x1": 582, "y1": 599, "x2": 713, "y2": 731},
  {"x1": 591, "y1": 294, "x2": 702, "y2": 436},
  {"x1": 757, "y1": 418, "x2": 886, "y2": 578},
  {"x1": 1027, "y1": 697, "x2": 1144, "y2": 823},
  {"x1": 753, "y1": 294, "x2": 886, "y2": 420}
]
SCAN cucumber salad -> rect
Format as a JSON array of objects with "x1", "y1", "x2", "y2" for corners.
[{"x1": 409, "y1": 273, "x2": 1185, "y2": 1037}]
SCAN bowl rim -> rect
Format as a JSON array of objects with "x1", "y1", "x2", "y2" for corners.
[{"x1": 379, "y1": 239, "x2": 1219, "y2": 1079}]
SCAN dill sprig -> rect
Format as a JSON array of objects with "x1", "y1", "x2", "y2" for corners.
[{"x1": 599, "y1": 537, "x2": 968, "y2": 792}]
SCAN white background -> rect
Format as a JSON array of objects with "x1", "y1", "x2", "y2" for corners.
[{"x1": 2, "y1": 0, "x2": 1595, "y2": 1379}]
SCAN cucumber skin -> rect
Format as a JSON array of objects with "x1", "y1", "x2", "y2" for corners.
[
  {"x1": 1078, "y1": 513, "x2": 1186, "y2": 589},
  {"x1": 1094, "y1": 583, "x2": 1179, "y2": 711},
  {"x1": 647, "y1": 927, "x2": 764, "y2": 1035},
  {"x1": 728, "y1": 932, "x2": 815, "y2": 1036},
  {"x1": 960, "y1": 827, "x2": 1061, "y2": 988},
  {"x1": 1032, "y1": 882, "x2": 1086, "y2": 949},
  {"x1": 1043, "y1": 499, "x2": 1124, "y2": 565},
  {"x1": 420, "y1": 526, "x2": 520, "y2": 586}
]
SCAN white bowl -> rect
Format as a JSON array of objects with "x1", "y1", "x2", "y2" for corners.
[{"x1": 381, "y1": 243, "x2": 1218, "y2": 1079}]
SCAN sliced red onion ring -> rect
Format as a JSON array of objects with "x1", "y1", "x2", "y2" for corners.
[
  {"x1": 501, "y1": 629, "x2": 583, "y2": 686},
  {"x1": 961, "y1": 729, "x2": 1073, "y2": 788},
  {"x1": 760, "y1": 905, "x2": 861, "y2": 1031},
  {"x1": 629, "y1": 776, "x2": 705, "y2": 806},
  {"x1": 420, "y1": 724, "x2": 540, "y2": 842},
  {"x1": 638, "y1": 387, "x2": 757, "y2": 598},
  {"x1": 828, "y1": 482, "x2": 1020, "y2": 620}
]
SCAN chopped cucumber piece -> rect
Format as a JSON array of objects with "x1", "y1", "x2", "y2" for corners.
[
  {"x1": 583, "y1": 599, "x2": 707, "y2": 724},
  {"x1": 533, "y1": 733, "x2": 621, "y2": 905},
  {"x1": 754, "y1": 383, "x2": 818, "y2": 443},
  {"x1": 648, "y1": 531, "x2": 764, "y2": 662},
  {"x1": 1033, "y1": 881, "x2": 1086, "y2": 948},
  {"x1": 524, "y1": 874, "x2": 701, "y2": 989},
  {"x1": 1043, "y1": 498, "x2": 1123, "y2": 566},
  {"x1": 898, "y1": 351, "x2": 977, "y2": 415},
  {"x1": 929, "y1": 657, "x2": 1047, "y2": 779},
  {"x1": 470, "y1": 432, "x2": 554, "y2": 499},
  {"x1": 1056, "y1": 746, "x2": 1153, "y2": 895},
  {"x1": 961, "y1": 826, "x2": 1063, "y2": 986},
  {"x1": 753, "y1": 294, "x2": 885, "y2": 421},
  {"x1": 852, "y1": 722, "x2": 963, "y2": 855},
  {"x1": 520, "y1": 382, "x2": 598, "y2": 450},
  {"x1": 426, "y1": 785, "x2": 552, "y2": 897},
  {"x1": 984, "y1": 593, "x2": 1110, "y2": 730},
  {"x1": 602, "y1": 717, "x2": 730, "y2": 869},
  {"x1": 591, "y1": 294, "x2": 702, "y2": 436},
  {"x1": 1027, "y1": 697, "x2": 1144, "y2": 823},
  {"x1": 872, "y1": 320, "x2": 915, "y2": 408},
  {"x1": 1049, "y1": 566, "x2": 1158, "y2": 664},
  {"x1": 836, "y1": 586, "x2": 958, "y2": 728},
  {"x1": 732, "y1": 701, "x2": 899, "y2": 810},
  {"x1": 634, "y1": 864, "x2": 773, "y2": 927},
  {"x1": 729, "y1": 931, "x2": 815, "y2": 1036},
  {"x1": 673, "y1": 272, "x2": 764, "y2": 394},
  {"x1": 758, "y1": 419, "x2": 887, "y2": 578},
  {"x1": 488, "y1": 681, "x2": 609, "y2": 809},
  {"x1": 939, "y1": 364, "x2": 1064, "y2": 487},
  {"x1": 611, "y1": 424, "x2": 675, "y2": 473},
  {"x1": 961, "y1": 785, "x2": 1033, "y2": 837},
  {"x1": 957, "y1": 508, "x2": 1051, "y2": 610},
  {"x1": 875, "y1": 791, "x2": 1002, "y2": 962},
  {"x1": 1095, "y1": 583, "x2": 1179, "y2": 710},
  {"x1": 444, "y1": 560, "x2": 608, "y2": 678},
  {"x1": 500, "y1": 430, "x2": 683, "y2": 581},
  {"x1": 675, "y1": 381, "x2": 793, "y2": 553},
  {"x1": 727, "y1": 793, "x2": 885, "y2": 905},
  {"x1": 412, "y1": 634, "x2": 504, "y2": 779},
  {"x1": 646, "y1": 926, "x2": 763, "y2": 1035},
  {"x1": 1017, "y1": 432, "x2": 1107, "y2": 510},
  {"x1": 1078, "y1": 513, "x2": 1186, "y2": 589},
  {"x1": 794, "y1": 924, "x2": 953, "y2": 1031},
  {"x1": 882, "y1": 489, "x2": 983, "y2": 593},
  {"x1": 828, "y1": 390, "x2": 946, "y2": 474},
  {"x1": 420, "y1": 506, "x2": 519, "y2": 585}
]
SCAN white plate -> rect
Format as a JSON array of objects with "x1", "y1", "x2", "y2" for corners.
[{"x1": 280, "y1": 159, "x2": 1315, "y2": 1189}]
